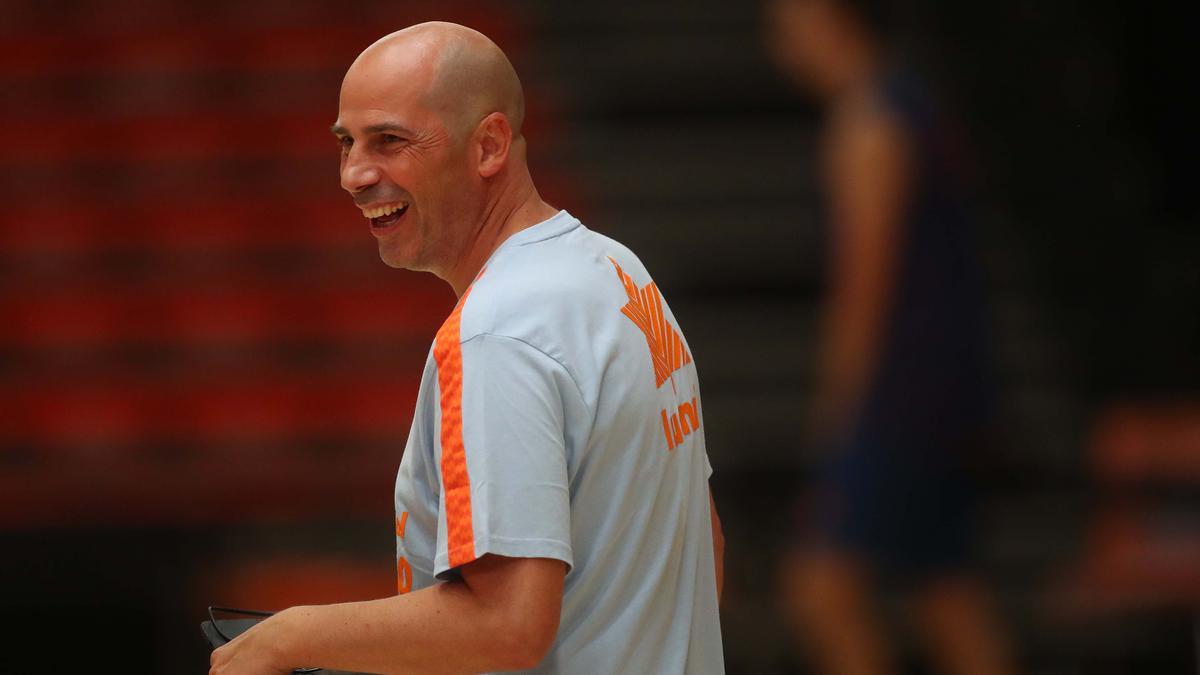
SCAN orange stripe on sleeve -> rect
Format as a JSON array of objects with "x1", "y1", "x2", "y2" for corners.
[{"x1": 433, "y1": 285, "x2": 477, "y2": 569}]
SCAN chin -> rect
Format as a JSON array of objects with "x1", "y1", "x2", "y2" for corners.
[
  {"x1": 378, "y1": 246, "x2": 411, "y2": 270},
  {"x1": 379, "y1": 254, "x2": 407, "y2": 269},
  {"x1": 378, "y1": 245, "x2": 430, "y2": 273}
]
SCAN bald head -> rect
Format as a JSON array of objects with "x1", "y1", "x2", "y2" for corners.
[
  {"x1": 335, "y1": 22, "x2": 553, "y2": 289},
  {"x1": 345, "y1": 21, "x2": 525, "y2": 141}
]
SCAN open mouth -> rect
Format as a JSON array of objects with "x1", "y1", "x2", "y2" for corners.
[{"x1": 364, "y1": 202, "x2": 410, "y2": 230}]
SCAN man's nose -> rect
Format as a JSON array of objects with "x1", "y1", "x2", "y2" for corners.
[{"x1": 340, "y1": 146, "x2": 380, "y2": 194}]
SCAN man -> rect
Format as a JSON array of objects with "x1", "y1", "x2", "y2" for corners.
[
  {"x1": 210, "y1": 21, "x2": 724, "y2": 675},
  {"x1": 767, "y1": 2, "x2": 1015, "y2": 675}
]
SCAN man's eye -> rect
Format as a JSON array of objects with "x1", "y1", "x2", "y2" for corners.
[
  {"x1": 381, "y1": 134, "x2": 402, "y2": 144},
  {"x1": 337, "y1": 136, "x2": 353, "y2": 150}
]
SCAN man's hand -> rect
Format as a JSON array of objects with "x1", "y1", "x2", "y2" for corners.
[
  {"x1": 209, "y1": 611, "x2": 295, "y2": 675},
  {"x1": 205, "y1": 555, "x2": 565, "y2": 675}
]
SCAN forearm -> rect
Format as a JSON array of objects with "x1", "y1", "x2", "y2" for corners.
[
  {"x1": 816, "y1": 110, "x2": 907, "y2": 434},
  {"x1": 815, "y1": 295, "x2": 883, "y2": 418},
  {"x1": 270, "y1": 582, "x2": 518, "y2": 675},
  {"x1": 709, "y1": 490, "x2": 724, "y2": 606}
]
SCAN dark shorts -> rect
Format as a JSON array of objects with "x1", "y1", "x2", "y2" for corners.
[{"x1": 804, "y1": 425, "x2": 977, "y2": 583}]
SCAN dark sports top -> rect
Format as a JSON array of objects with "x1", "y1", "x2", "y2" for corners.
[{"x1": 849, "y1": 71, "x2": 992, "y2": 448}]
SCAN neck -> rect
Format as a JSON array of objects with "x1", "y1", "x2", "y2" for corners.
[{"x1": 442, "y1": 170, "x2": 558, "y2": 297}]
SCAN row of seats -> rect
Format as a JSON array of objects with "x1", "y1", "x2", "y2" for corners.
[
  {"x1": 4, "y1": 280, "x2": 452, "y2": 345},
  {"x1": 0, "y1": 200, "x2": 363, "y2": 254},
  {"x1": 3, "y1": 373, "x2": 419, "y2": 450},
  {"x1": 0, "y1": 0, "x2": 523, "y2": 525}
]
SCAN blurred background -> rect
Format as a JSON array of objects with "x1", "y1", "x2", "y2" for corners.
[{"x1": 1, "y1": 0, "x2": 1197, "y2": 673}]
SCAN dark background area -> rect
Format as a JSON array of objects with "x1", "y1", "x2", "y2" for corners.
[{"x1": 1, "y1": 1, "x2": 1197, "y2": 672}]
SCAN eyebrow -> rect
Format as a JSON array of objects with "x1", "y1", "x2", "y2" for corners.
[{"x1": 329, "y1": 122, "x2": 415, "y2": 137}]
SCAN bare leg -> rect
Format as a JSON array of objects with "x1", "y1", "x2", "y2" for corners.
[
  {"x1": 781, "y1": 548, "x2": 893, "y2": 675},
  {"x1": 914, "y1": 575, "x2": 1017, "y2": 675}
]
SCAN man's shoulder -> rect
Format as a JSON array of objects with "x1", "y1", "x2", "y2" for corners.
[{"x1": 453, "y1": 224, "x2": 656, "y2": 356}]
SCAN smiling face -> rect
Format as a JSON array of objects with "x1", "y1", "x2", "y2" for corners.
[{"x1": 333, "y1": 43, "x2": 482, "y2": 273}]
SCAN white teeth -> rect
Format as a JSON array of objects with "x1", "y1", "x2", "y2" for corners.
[{"x1": 362, "y1": 202, "x2": 408, "y2": 219}]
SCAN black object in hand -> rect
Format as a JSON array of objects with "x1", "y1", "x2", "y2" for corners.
[{"x1": 201, "y1": 606, "x2": 323, "y2": 674}]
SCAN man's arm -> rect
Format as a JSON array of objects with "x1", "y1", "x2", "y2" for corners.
[
  {"x1": 210, "y1": 554, "x2": 566, "y2": 675},
  {"x1": 710, "y1": 488, "x2": 724, "y2": 605},
  {"x1": 813, "y1": 109, "x2": 910, "y2": 434}
]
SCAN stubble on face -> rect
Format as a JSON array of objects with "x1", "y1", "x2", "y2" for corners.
[
  {"x1": 338, "y1": 45, "x2": 467, "y2": 273},
  {"x1": 339, "y1": 22, "x2": 525, "y2": 280}
]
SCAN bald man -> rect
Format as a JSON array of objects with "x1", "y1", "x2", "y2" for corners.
[{"x1": 209, "y1": 22, "x2": 725, "y2": 675}]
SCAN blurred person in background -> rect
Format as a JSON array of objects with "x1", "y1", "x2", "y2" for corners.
[{"x1": 766, "y1": 1, "x2": 1016, "y2": 674}]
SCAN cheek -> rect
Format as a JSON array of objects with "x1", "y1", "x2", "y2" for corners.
[
  {"x1": 379, "y1": 161, "x2": 415, "y2": 192},
  {"x1": 430, "y1": 158, "x2": 476, "y2": 207},
  {"x1": 390, "y1": 149, "x2": 452, "y2": 195}
]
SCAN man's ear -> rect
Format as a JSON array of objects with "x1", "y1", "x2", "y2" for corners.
[{"x1": 476, "y1": 112, "x2": 512, "y2": 178}]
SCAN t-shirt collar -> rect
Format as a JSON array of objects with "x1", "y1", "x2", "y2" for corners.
[{"x1": 485, "y1": 209, "x2": 580, "y2": 264}]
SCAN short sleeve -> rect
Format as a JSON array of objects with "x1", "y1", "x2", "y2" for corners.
[{"x1": 433, "y1": 333, "x2": 576, "y2": 579}]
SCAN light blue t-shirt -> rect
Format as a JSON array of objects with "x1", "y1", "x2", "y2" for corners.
[{"x1": 394, "y1": 210, "x2": 724, "y2": 674}]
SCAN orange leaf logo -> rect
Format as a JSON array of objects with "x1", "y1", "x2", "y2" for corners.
[{"x1": 610, "y1": 257, "x2": 692, "y2": 388}]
